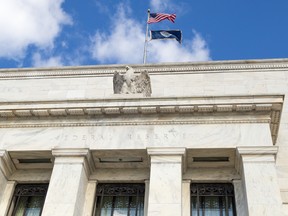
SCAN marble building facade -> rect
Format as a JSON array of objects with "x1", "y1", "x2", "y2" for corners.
[{"x1": 0, "y1": 58, "x2": 287, "y2": 215}]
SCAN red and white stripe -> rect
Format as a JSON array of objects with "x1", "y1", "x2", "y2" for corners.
[{"x1": 147, "y1": 13, "x2": 176, "y2": 24}]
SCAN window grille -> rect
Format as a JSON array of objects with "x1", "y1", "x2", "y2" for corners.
[
  {"x1": 95, "y1": 183, "x2": 145, "y2": 216},
  {"x1": 9, "y1": 184, "x2": 48, "y2": 216},
  {"x1": 191, "y1": 183, "x2": 236, "y2": 216}
]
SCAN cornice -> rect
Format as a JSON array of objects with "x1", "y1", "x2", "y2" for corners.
[
  {"x1": 0, "y1": 96, "x2": 283, "y2": 144},
  {"x1": 0, "y1": 59, "x2": 288, "y2": 79}
]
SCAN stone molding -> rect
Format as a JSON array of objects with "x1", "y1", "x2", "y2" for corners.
[
  {"x1": 1, "y1": 59, "x2": 288, "y2": 79},
  {"x1": 147, "y1": 147, "x2": 186, "y2": 156},
  {"x1": 235, "y1": 146, "x2": 278, "y2": 175},
  {"x1": 147, "y1": 147, "x2": 187, "y2": 172},
  {"x1": 52, "y1": 148, "x2": 95, "y2": 178},
  {"x1": 0, "y1": 96, "x2": 283, "y2": 144},
  {"x1": 0, "y1": 104, "x2": 279, "y2": 118},
  {"x1": 0, "y1": 150, "x2": 16, "y2": 179},
  {"x1": 237, "y1": 146, "x2": 278, "y2": 156}
]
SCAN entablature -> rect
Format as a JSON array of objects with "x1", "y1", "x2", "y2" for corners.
[{"x1": 0, "y1": 95, "x2": 283, "y2": 144}]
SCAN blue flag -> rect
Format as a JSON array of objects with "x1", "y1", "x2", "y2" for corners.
[{"x1": 150, "y1": 30, "x2": 182, "y2": 43}]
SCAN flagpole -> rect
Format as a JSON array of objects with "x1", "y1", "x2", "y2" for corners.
[{"x1": 143, "y1": 9, "x2": 150, "y2": 64}]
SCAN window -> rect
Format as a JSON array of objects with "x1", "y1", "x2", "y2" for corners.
[
  {"x1": 95, "y1": 183, "x2": 145, "y2": 216},
  {"x1": 191, "y1": 183, "x2": 236, "y2": 216},
  {"x1": 9, "y1": 184, "x2": 48, "y2": 216}
]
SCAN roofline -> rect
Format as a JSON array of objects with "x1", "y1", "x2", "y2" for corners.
[{"x1": 0, "y1": 58, "x2": 288, "y2": 79}]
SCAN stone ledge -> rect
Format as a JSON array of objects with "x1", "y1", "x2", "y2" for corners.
[
  {"x1": 0, "y1": 96, "x2": 283, "y2": 145},
  {"x1": 1, "y1": 59, "x2": 288, "y2": 79}
]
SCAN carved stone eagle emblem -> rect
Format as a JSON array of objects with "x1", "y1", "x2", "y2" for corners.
[{"x1": 113, "y1": 66, "x2": 152, "y2": 97}]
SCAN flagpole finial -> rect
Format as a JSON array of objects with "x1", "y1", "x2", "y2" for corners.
[{"x1": 148, "y1": 9, "x2": 150, "y2": 12}]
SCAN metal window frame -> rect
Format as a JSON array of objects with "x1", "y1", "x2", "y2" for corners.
[
  {"x1": 95, "y1": 183, "x2": 145, "y2": 216},
  {"x1": 10, "y1": 184, "x2": 48, "y2": 216},
  {"x1": 191, "y1": 183, "x2": 236, "y2": 216}
]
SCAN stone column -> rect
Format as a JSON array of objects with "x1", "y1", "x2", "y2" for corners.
[
  {"x1": 147, "y1": 148, "x2": 185, "y2": 216},
  {"x1": 144, "y1": 180, "x2": 150, "y2": 216},
  {"x1": 233, "y1": 179, "x2": 248, "y2": 216},
  {"x1": 182, "y1": 180, "x2": 191, "y2": 216},
  {"x1": 236, "y1": 146, "x2": 284, "y2": 216},
  {"x1": 42, "y1": 148, "x2": 94, "y2": 216},
  {"x1": 0, "y1": 150, "x2": 16, "y2": 216},
  {"x1": 82, "y1": 180, "x2": 97, "y2": 216}
]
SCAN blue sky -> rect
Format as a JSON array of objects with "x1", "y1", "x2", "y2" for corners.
[{"x1": 0, "y1": 0, "x2": 287, "y2": 68}]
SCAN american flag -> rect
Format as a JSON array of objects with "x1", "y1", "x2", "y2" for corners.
[{"x1": 147, "y1": 13, "x2": 176, "y2": 24}]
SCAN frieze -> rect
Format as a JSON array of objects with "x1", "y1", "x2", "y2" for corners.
[
  {"x1": 61, "y1": 131, "x2": 187, "y2": 143},
  {"x1": 0, "y1": 119, "x2": 271, "y2": 129}
]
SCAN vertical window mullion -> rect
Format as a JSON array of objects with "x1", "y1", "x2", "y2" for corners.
[
  {"x1": 110, "y1": 196, "x2": 116, "y2": 216},
  {"x1": 135, "y1": 188, "x2": 139, "y2": 216},
  {"x1": 196, "y1": 186, "x2": 200, "y2": 216},
  {"x1": 202, "y1": 197, "x2": 205, "y2": 216},
  {"x1": 127, "y1": 196, "x2": 131, "y2": 216},
  {"x1": 11, "y1": 195, "x2": 21, "y2": 216},
  {"x1": 98, "y1": 189, "x2": 104, "y2": 216},
  {"x1": 23, "y1": 195, "x2": 32, "y2": 216},
  {"x1": 219, "y1": 196, "x2": 223, "y2": 216},
  {"x1": 225, "y1": 195, "x2": 229, "y2": 216}
]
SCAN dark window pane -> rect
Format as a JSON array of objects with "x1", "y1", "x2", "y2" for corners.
[
  {"x1": 114, "y1": 196, "x2": 129, "y2": 215},
  {"x1": 136, "y1": 196, "x2": 144, "y2": 216},
  {"x1": 191, "y1": 183, "x2": 236, "y2": 216},
  {"x1": 228, "y1": 197, "x2": 235, "y2": 216},
  {"x1": 14, "y1": 196, "x2": 27, "y2": 216},
  {"x1": 95, "y1": 184, "x2": 144, "y2": 216},
  {"x1": 191, "y1": 196, "x2": 198, "y2": 215},
  {"x1": 11, "y1": 184, "x2": 48, "y2": 216},
  {"x1": 98, "y1": 196, "x2": 113, "y2": 216}
]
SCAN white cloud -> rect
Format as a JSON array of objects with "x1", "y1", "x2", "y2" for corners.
[
  {"x1": 90, "y1": 5, "x2": 210, "y2": 64},
  {"x1": 32, "y1": 53, "x2": 63, "y2": 67},
  {"x1": 147, "y1": 31, "x2": 210, "y2": 63},
  {"x1": 0, "y1": 0, "x2": 72, "y2": 59},
  {"x1": 91, "y1": 5, "x2": 144, "y2": 64},
  {"x1": 150, "y1": 0, "x2": 174, "y2": 11}
]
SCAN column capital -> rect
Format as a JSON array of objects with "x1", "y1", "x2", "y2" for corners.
[
  {"x1": 147, "y1": 147, "x2": 187, "y2": 173},
  {"x1": 147, "y1": 147, "x2": 186, "y2": 156},
  {"x1": 236, "y1": 146, "x2": 277, "y2": 163},
  {"x1": 52, "y1": 148, "x2": 90, "y2": 157},
  {"x1": 0, "y1": 150, "x2": 16, "y2": 179},
  {"x1": 52, "y1": 148, "x2": 95, "y2": 178},
  {"x1": 236, "y1": 146, "x2": 278, "y2": 156},
  {"x1": 235, "y1": 146, "x2": 278, "y2": 177},
  {"x1": 182, "y1": 179, "x2": 191, "y2": 184}
]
